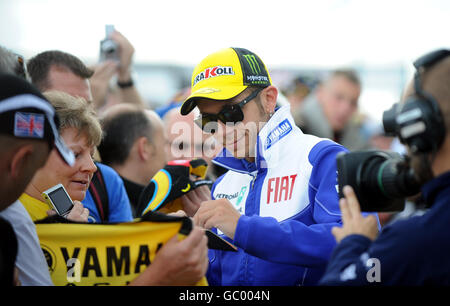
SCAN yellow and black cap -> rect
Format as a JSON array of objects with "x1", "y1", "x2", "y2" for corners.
[{"x1": 180, "y1": 47, "x2": 272, "y2": 115}]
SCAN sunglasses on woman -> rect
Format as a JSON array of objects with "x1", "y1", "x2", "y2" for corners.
[{"x1": 194, "y1": 88, "x2": 264, "y2": 133}]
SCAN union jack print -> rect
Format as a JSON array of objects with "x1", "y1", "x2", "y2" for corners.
[{"x1": 14, "y1": 112, "x2": 45, "y2": 138}]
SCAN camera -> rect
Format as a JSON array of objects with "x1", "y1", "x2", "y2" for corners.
[
  {"x1": 337, "y1": 150, "x2": 421, "y2": 212},
  {"x1": 99, "y1": 25, "x2": 120, "y2": 63},
  {"x1": 42, "y1": 183, "x2": 74, "y2": 217}
]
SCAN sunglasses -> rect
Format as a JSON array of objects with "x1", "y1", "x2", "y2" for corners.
[{"x1": 194, "y1": 88, "x2": 264, "y2": 133}]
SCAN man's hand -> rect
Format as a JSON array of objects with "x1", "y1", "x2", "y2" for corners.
[
  {"x1": 181, "y1": 185, "x2": 212, "y2": 217},
  {"x1": 332, "y1": 186, "x2": 379, "y2": 243},
  {"x1": 109, "y1": 29, "x2": 146, "y2": 107},
  {"x1": 193, "y1": 199, "x2": 241, "y2": 240},
  {"x1": 110, "y1": 30, "x2": 135, "y2": 82},
  {"x1": 130, "y1": 226, "x2": 209, "y2": 286}
]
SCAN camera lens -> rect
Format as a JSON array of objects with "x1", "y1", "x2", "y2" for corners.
[{"x1": 337, "y1": 150, "x2": 421, "y2": 212}]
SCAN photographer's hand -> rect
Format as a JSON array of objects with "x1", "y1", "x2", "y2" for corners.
[
  {"x1": 332, "y1": 186, "x2": 379, "y2": 243},
  {"x1": 110, "y1": 29, "x2": 145, "y2": 107}
]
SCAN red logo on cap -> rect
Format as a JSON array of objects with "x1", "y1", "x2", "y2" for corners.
[{"x1": 193, "y1": 66, "x2": 235, "y2": 86}]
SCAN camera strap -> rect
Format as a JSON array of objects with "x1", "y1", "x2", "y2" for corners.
[{"x1": 88, "y1": 163, "x2": 109, "y2": 222}]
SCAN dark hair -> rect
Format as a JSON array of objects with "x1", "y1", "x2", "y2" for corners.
[
  {"x1": 98, "y1": 110, "x2": 153, "y2": 166},
  {"x1": 27, "y1": 50, "x2": 94, "y2": 91},
  {"x1": 421, "y1": 56, "x2": 450, "y2": 131}
]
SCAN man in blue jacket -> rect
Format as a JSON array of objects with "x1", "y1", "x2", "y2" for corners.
[
  {"x1": 180, "y1": 47, "x2": 379, "y2": 285},
  {"x1": 320, "y1": 49, "x2": 450, "y2": 285}
]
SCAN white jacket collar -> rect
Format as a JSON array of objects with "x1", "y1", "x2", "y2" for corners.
[{"x1": 213, "y1": 104, "x2": 301, "y2": 173}]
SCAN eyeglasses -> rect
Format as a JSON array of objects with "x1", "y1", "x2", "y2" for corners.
[{"x1": 194, "y1": 88, "x2": 264, "y2": 133}]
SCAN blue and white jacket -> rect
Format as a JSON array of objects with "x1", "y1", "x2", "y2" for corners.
[{"x1": 207, "y1": 104, "x2": 348, "y2": 286}]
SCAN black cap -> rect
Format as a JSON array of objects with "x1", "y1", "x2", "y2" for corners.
[{"x1": 0, "y1": 74, "x2": 75, "y2": 166}]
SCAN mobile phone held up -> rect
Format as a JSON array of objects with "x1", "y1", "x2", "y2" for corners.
[
  {"x1": 42, "y1": 183, "x2": 74, "y2": 217},
  {"x1": 99, "y1": 25, "x2": 120, "y2": 63}
]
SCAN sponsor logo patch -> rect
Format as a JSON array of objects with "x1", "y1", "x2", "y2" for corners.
[
  {"x1": 246, "y1": 75, "x2": 269, "y2": 83},
  {"x1": 215, "y1": 192, "x2": 239, "y2": 200},
  {"x1": 242, "y1": 54, "x2": 270, "y2": 85},
  {"x1": 265, "y1": 119, "x2": 292, "y2": 149},
  {"x1": 267, "y1": 174, "x2": 297, "y2": 204},
  {"x1": 193, "y1": 66, "x2": 234, "y2": 86},
  {"x1": 243, "y1": 54, "x2": 261, "y2": 74}
]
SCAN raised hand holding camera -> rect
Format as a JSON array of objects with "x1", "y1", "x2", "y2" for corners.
[
  {"x1": 331, "y1": 186, "x2": 379, "y2": 243},
  {"x1": 109, "y1": 30, "x2": 135, "y2": 83},
  {"x1": 99, "y1": 25, "x2": 120, "y2": 64}
]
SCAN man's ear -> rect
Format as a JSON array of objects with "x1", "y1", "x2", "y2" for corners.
[
  {"x1": 10, "y1": 144, "x2": 34, "y2": 179},
  {"x1": 261, "y1": 85, "x2": 278, "y2": 114},
  {"x1": 137, "y1": 137, "x2": 153, "y2": 161}
]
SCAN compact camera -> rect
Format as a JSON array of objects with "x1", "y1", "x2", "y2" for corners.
[
  {"x1": 42, "y1": 183, "x2": 74, "y2": 217},
  {"x1": 99, "y1": 25, "x2": 120, "y2": 63}
]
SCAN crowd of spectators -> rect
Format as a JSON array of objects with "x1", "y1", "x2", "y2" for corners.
[{"x1": 0, "y1": 30, "x2": 449, "y2": 286}]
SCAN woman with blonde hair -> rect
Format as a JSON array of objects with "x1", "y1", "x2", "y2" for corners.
[{"x1": 20, "y1": 91, "x2": 101, "y2": 222}]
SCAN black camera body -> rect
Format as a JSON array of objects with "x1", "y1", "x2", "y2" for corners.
[
  {"x1": 337, "y1": 150, "x2": 421, "y2": 212},
  {"x1": 336, "y1": 49, "x2": 450, "y2": 212}
]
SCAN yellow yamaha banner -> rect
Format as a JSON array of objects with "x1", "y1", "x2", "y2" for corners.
[{"x1": 35, "y1": 213, "x2": 207, "y2": 286}]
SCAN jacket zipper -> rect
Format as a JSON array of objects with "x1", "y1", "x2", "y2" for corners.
[
  {"x1": 243, "y1": 173, "x2": 257, "y2": 285},
  {"x1": 250, "y1": 174, "x2": 257, "y2": 190}
]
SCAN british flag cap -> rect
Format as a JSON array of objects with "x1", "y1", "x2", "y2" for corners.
[{"x1": 0, "y1": 74, "x2": 75, "y2": 166}]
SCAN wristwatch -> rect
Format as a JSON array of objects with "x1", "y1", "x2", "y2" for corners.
[{"x1": 117, "y1": 78, "x2": 134, "y2": 88}]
